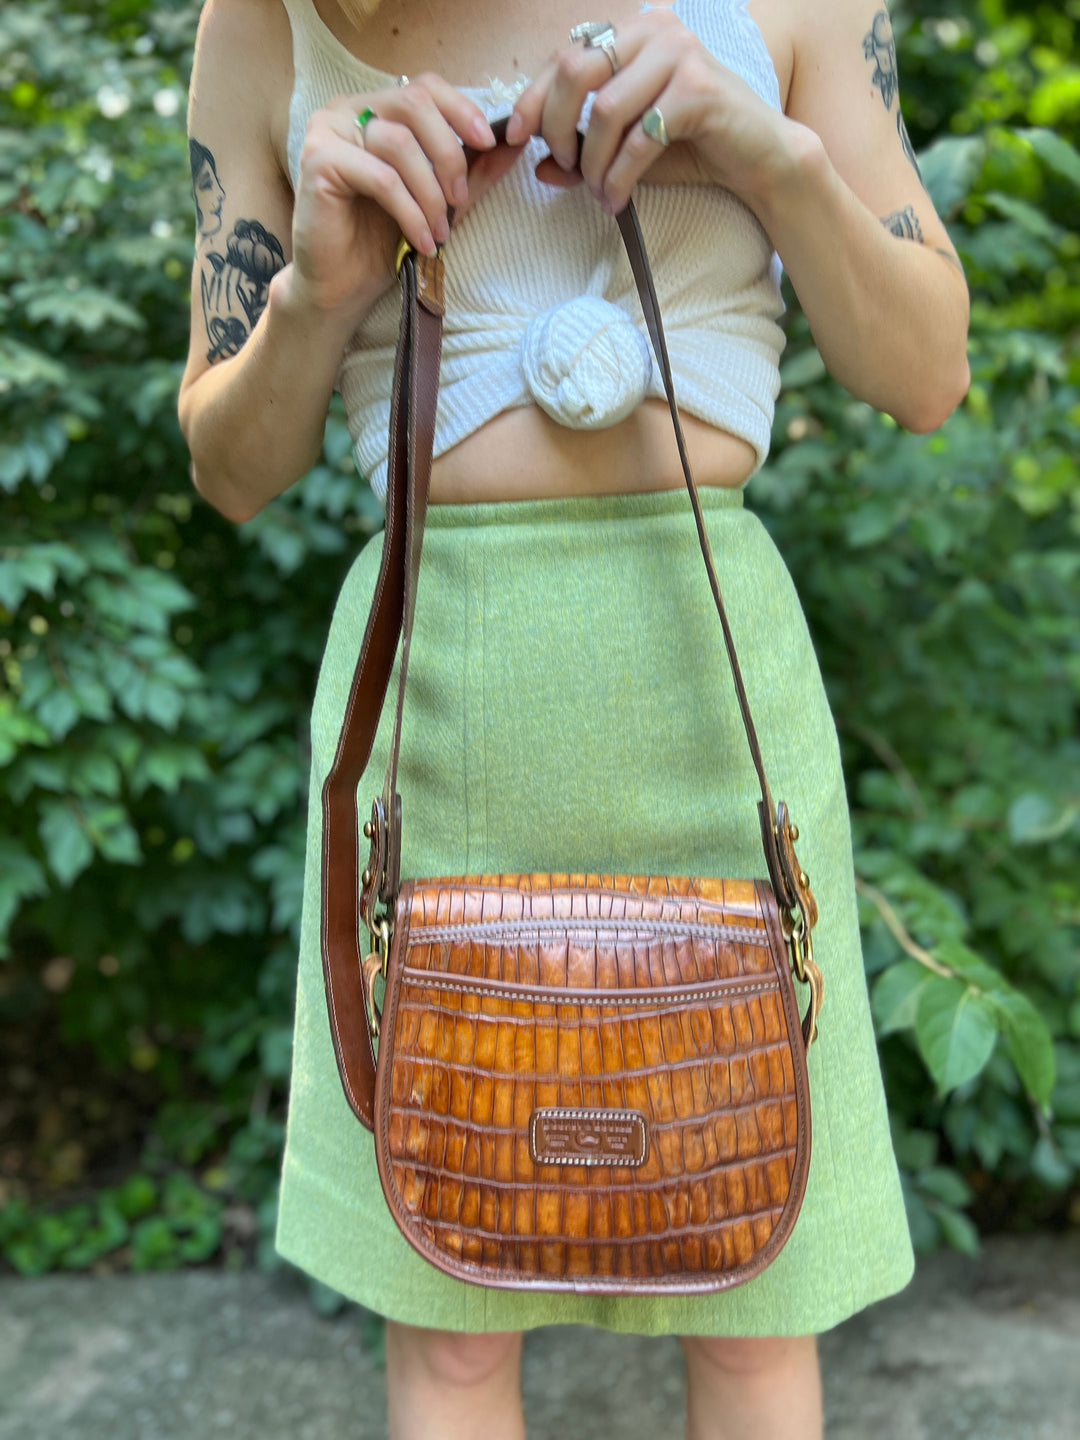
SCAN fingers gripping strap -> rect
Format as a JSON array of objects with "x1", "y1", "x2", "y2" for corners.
[{"x1": 321, "y1": 120, "x2": 801, "y2": 1130}]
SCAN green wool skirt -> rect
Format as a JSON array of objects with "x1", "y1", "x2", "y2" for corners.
[{"x1": 275, "y1": 485, "x2": 914, "y2": 1335}]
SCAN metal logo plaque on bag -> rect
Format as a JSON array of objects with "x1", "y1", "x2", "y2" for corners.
[{"x1": 530, "y1": 1108, "x2": 649, "y2": 1167}]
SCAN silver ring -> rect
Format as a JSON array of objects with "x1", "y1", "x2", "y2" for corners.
[
  {"x1": 569, "y1": 20, "x2": 620, "y2": 74},
  {"x1": 641, "y1": 104, "x2": 669, "y2": 147},
  {"x1": 569, "y1": 20, "x2": 613, "y2": 43},
  {"x1": 590, "y1": 26, "x2": 621, "y2": 74}
]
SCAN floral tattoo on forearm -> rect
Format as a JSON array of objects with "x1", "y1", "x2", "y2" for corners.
[
  {"x1": 862, "y1": 10, "x2": 921, "y2": 179},
  {"x1": 190, "y1": 138, "x2": 286, "y2": 363}
]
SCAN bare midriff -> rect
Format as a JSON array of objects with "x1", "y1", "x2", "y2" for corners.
[{"x1": 428, "y1": 399, "x2": 757, "y2": 503}]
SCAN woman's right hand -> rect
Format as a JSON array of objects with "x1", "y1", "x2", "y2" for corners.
[{"x1": 287, "y1": 76, "x2": 512, "y2": 324}]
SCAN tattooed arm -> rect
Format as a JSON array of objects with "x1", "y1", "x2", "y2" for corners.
[
  {"x1": 743, "y1": 0, "x2": 969, "y2": 431},
  {"x1": 178, "y1": 0, "x2": 363, "y2": 522}
]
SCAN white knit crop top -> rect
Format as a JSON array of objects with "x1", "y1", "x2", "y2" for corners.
[{"x1": 280, "y1": 0, "x2": 787, "y2": 502}]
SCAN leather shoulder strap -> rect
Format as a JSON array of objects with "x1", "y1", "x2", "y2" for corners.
[{"x1": 320, "y1": 120, "x2": 817, "y2": 1128}]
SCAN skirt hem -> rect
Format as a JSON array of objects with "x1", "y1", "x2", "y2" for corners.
[{"x1": 274, "y1": 1155, "x2": 916, "y2": 1338}]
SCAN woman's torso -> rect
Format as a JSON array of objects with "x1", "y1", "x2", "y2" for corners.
[{"x1": 268, "y1": 0, "x2": 798, "y2": 503}]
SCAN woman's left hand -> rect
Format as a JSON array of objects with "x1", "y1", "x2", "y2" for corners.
[{"x1": 504, "y1": 8, "x2": 796, "y2": 214}]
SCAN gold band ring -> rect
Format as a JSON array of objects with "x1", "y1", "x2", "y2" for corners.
[{"x1": 641, "y1": 104, "x2": 669, "y2": 147}]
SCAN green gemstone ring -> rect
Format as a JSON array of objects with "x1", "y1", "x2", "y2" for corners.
[{"x1": 354, "y1": 106, "x2": 376, "y2": 142}]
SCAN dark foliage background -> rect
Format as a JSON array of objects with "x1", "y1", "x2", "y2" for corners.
[{"x1": 1, "y1": 0, "x2": 1077, "y2": 1284}]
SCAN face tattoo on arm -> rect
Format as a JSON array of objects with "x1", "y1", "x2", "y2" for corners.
[
  {"x1": 190, "y1": 138, "x2": 287, "y2": 364},
  {"x1": 190, "y1": 138, "x2": 226, "y2": 239}
]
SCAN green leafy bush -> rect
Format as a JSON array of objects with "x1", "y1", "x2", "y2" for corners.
[{"x1": 0, "y1": 0, "x2": 1077, "y2": 1276}]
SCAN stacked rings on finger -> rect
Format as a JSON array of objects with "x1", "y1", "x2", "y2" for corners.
[
  {"x1": 641, "y1": 105, "x2": 669, "y2": 147},
  {"x1": 354, "y1": 106, "x2": 376, "y2": 146},
  {"x1": 569, "y1": 19, "x2": 621, "y2": 74}
]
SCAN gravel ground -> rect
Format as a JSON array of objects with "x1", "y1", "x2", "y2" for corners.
[{"x1": 0, "y1": 1233, "x2": 1077, "y2": 1439}]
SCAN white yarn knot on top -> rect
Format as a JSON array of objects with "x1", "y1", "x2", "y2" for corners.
[{"x1": 519, "y1": 296, "x2": 652, "y2": 429}]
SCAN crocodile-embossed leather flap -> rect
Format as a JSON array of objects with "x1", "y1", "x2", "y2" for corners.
[{"x1": 373, "y1": 873, "x2": 811, "y2": 1295}]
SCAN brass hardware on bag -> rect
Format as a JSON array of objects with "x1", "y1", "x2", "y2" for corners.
[
  {"x1": 803, "y1": 954, "x2": 823, "y2": 1045},
  {"x1": 361, "y1": 953, "x2": 383, "y2": 1040},
  {"x1": 783, "y1": 907, "x2": 809, "y2": 983},
  {"x1": 374, "y1": 918, "x2": 390, "y2": 974},
  {"x1": 363, "y1": 820, "x2": 374, "y2": 839},
  {"x1": 362, "y1": 867, "x2": 372, "y2": 888},
  {"x1": 783, "y1": 908, "x2": 823, "y2": 1043},
  {"x1": 360, "y1": 919, "x2": 392, "y2": 1041},
  {"x1": 394, "y1": 234, "x2": 412, "y2": 276}
]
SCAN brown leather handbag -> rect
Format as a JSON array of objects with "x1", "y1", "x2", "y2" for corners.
[{"x1": 320, "y1": 123, "x2": 823, "y2": 1296}]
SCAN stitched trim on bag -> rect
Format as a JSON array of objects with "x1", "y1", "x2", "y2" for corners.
[
  {"x1": 398, "y1": 969, "x2": 780, "y2": 1007},
  {"x1": 408, "y1": 917, "x2": 769, "y2": 948}
]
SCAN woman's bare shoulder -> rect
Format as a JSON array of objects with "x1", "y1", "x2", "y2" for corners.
[
  {"x1": 192, "y1": 0, "x2": 295, "y2": 188},
  {"x1": 743, "y1": 0, "x2": 798, "y2": 113}
]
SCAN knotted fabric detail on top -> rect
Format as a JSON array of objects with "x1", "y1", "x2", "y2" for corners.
[{"x1": 519, "y1": 296, "x2": 653, "y2": 429}]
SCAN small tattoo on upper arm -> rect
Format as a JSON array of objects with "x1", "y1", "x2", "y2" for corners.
[
  {"x1": 935, "y1": 246, "x2": 966, "y2": 278},
  {"x1": 897, "y1": 111, "x2": 921, "y2": 179},
  {"x1": 863, "y1": 11, "x2": 898, "y2": 110},
  {"x1": 190, "y1": 136, "x2": 286, "y2": 364},
  {"x1": 862, "y1": 11, "x2": 923, "y2": 179},
  {"x1": 882, "y1": 206, "x2": 923, "y2": 241},
  {"x1": 879, "y1": 209, "x2": 966, "y2": 277}
]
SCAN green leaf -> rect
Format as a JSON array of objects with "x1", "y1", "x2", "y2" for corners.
[
  {"x1": 844, "y1": 501, "x2": 899, "y2": 548},
  {"x1": 890, "y1": 1125, "x2": 938, "y2": 1173},
  {"x1": 915, "y1": 978, "x2": 998, "y2": 1094},
  {"x1": 988, "y1": 991, "x2": 1057, "y2": 1108},
  {"x1": 916, "y1": 1166, "x2": 973, "y2": 1208},
  {"x1": 918, "y1": 135, "x2": 986, "y2": 214},
  {"x1": 38, "y1": 798, "x2": 94, "y2": 886},
  {"x1": 113, "y1": 1175, "x2": 158, "y2": 1222},
  {"x1": 1018, "y1": 127, "x2": 1080, "y2": 189},
  {"x1": 83, "y1": 801, "x2": 142, "y2": 866},
  {"x1": 0, "y1": 697, "x2": 50, "y2": 767},
  {"x1": 1056, "y1": 1126, "x2": 1080, "y2": 1167},
  {"x1": 11, "y1": 279, "x2": 146, "y2": 334},
  {"x1": 1030, "y1": 1136, "x2": 1073, "y2": 1190},
  {"x1": 779, "y1": 348, "x2": 827, "y2": 389},
  {"x1": 258, "y1": 1025, "x2": 293, "y2": 1080},
  {"x1": 1008, "y1": 792, "x2": 1079, "y2": 845},
  {"x1": 899, "y1": 1179, "x2": 940, "y2": 1256},
  {"x1": 983, "y1": 192, "x2": 1061, "y2": 242},
  {"x1": 0, "y1": 839, "x2": 48, "y2": 948},
  {"x1": 871, "y1": 959, "x2": 933, "y2": 1035},
  {"x1": 130, "y1": 1216, "x2": 180, "y2": 1272},
  {"x1": 935, "y1": 1206, "x2": 980, "y2": 1258},
  {"x1": 933, "y1": 939, "x2": 1013, "y2": 997}
]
